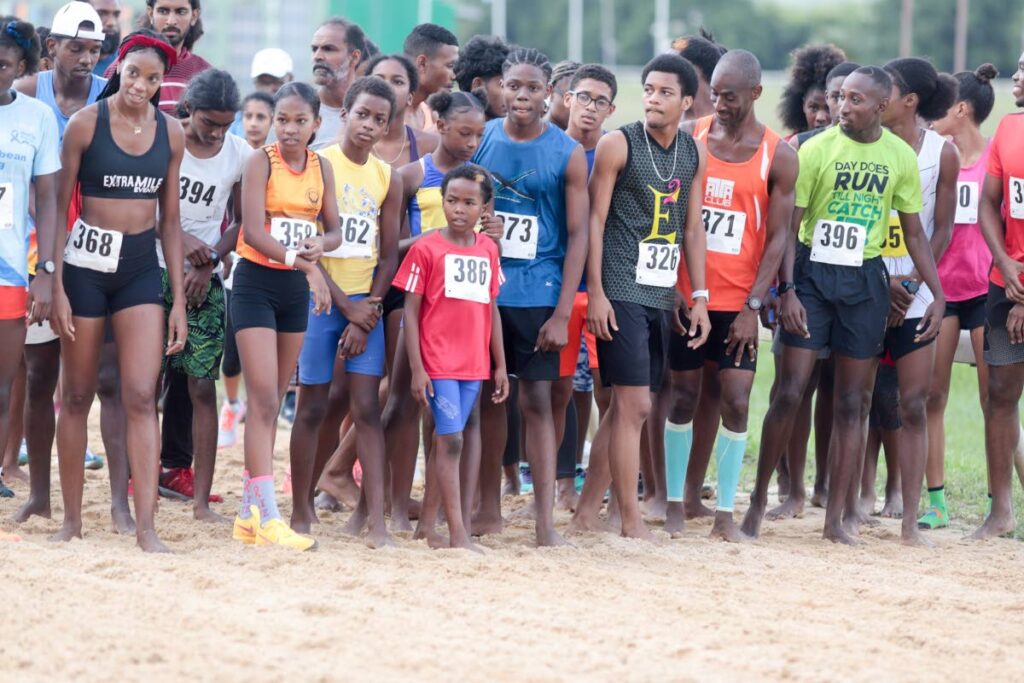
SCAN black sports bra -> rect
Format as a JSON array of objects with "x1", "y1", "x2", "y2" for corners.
[{"x1": 79, "y1": 99, "x2": 170, "y2": 200}]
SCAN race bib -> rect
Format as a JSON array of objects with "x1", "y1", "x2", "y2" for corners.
[
  {"x1": 178, "y1": 175, "x2": 221, "y2": 222},
  {"x1": 496, "y1": 211, "x2": 538, "y2": 260},
  {"x1": 269, "y1": 217, "x2": 316, "y2": 250},
  {"x1": 1010, "y1": 176, "x2": 1024, "y2": 220},
  {"x1": 324, "y1": 213, "x2": 376, "y2": 259},
  {"x1": 701, "y1": 206, "x2": 746, "y2": 255},
  {"x1": 810, "y1": 219, "x2": 864, "y2": 266},
  {"x1": 881, "y1": 213, "x2": 907, "y2": 258},
  {"x1": 444, "y1": 253, "x2": 491, "y2": 303},
  {"x1": 64, "y1": 220, "x2": 123, "y2": 273},
  {"x1": 955, "y1": 181, "x2": 979, "y2": 225},
  {"x1": 0, "y1": 182, "x2": 12, "y2": 231},
  {"x1": 635, "y1": 242, "x2": 680, "y2": 287}
]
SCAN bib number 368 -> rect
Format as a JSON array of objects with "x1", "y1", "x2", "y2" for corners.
[
  {"x1": 810, "y1": 219, "x2": 864, "y2": 266},
  {"x1": 635, "y1": 242, "x2": 680, "y2": 287},
  {"x1": 64, "y1": 219, "x2": 123, "y2": 273}
]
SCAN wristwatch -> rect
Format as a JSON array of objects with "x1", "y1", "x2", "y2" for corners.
[
  {"x1": 777, "y1": 281, "x2": 796, "y2": 295},
  {"x1": 39, "y1": 260, "x2": 56, "y2": 274},
  {"x1": 372, "y1": 301, "x2": 384, "y2": 315},
  {"x1": 746, "y1": 295, "x2": 763, "y2": 311},
  {"x1": 209, "y1": 249, "x2": 221, "y2": 267},
  {"x1": 901, "y1": 279, "x2": 920, "y2": 295}
]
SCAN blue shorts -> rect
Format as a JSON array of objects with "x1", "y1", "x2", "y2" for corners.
[
  {"x1": 428, "y1": 379, "x2": 482, "y2": 436},
  {"x1": 298, "y1": 293, "x2": 386, "y2": 384}
]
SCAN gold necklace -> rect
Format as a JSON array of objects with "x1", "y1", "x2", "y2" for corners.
[
  {"x1": 374, "y1": 131, "x2": 407, "y2": 165},
  {"x1": 114, "y1": 99, "x2": 144, "y2": 135}
]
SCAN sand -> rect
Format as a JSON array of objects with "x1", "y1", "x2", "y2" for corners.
[{"x1": 2, "y1": 412, "x2": 1023, "y2": 682}]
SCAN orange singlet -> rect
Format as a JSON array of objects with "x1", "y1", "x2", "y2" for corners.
[
  {"x1": 236, "y1": 143, "x2": 324, "y2": 270},
  {"x1": 678, "y1": 115, "x2": 780, "y2": 311}
]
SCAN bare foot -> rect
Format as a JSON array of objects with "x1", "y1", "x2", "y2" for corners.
[
  {"x1": 49, "y1": 521, "x2": 82, "y2": 542},
  {"x1": 194, "y1": 507, "x2": 230, "y2": 525},
  {"x1": 390, "y1": 515, "x2": 414, "y2": 533},
  {"x1": 111, "y1": 507, "x2": 136, "y2": 535},
  {"x1": 314, "y1": 491, "x2": 343, "y2": 512},
  {"x1": 449, "y1": 533, "x2": 486, "y2": 553},
  {"x1": 501, "y1": 476, "x2": 520, "y2": 498},
  {"x1": 968, "y1": 513, "x2": 1016, "y2": 540},
  {"x1": 342, "y1": 510, "x2": 368, "y2": 537},
  {"x1": 469, "y1": 514, "x2": 504, "y2": 536},
  {"x1": 640, "y1": 497, "x2": 667, "y2": 522},
  {"x1": 684, "y1": 499, "x2": 715, "y2": 520},
  {"x1": 290, "y1": 516, "x2": 313, "y2": 534},
  {"x1": 620, "y1": 521, "x2": 661, "y2": 545},
  {"x1": 14, "y1": 497, "x2": 51, "y2": 523},
  {"x1": 333, "y1": 475, "x2": 361, "y2": 509},
  {"x1": 710, "y1": 513, "x2": 751, "y2": 543},
  {"x1": 740, "y1": 502, "x2": 765, "y2": 538},
  {"x1": 509, "y1": 500, "x2": 537, "y2": 520},
  {"x1": 823, "y1": 523, "x2": 857, "y2": 545},
  {"x1": 901, "y1": 527, "x2": 935, "y2": 547},
  {"x1": 766, "y1": 495, "x2": 805, "y2": 520},
  {"x1": 407, "y1": 497, "x2": 422, "y2": 520},
  {"x1": 137, "y1": 529, "x2": 171, "y2": 553},
  {"x1": 3, "y1": 467, "x2": 28, "y2": 485},
  {"x1": 878, "y1": 492, "x2": 903, "y2": 519},
  {"x1": 425, "y1": 530, "x2": 449, "y2": 549},
  {"x1": 665, "y1": 502, "x2": 685, "y2": 538},
  {"x1": 810, "y1": 488, "x2": 828, "y2": 509},
  {"x1": 566, "y1": 513, "x2": 613, "y2": 534},
  {"x1": 859, "y1": 494, "x2": 876, "y2": 518},
  {"x1": 777, "y1": 471, "x2": 791, "y2": 502},
  {"x1": 536, "y1": 527, "x2": 571, "y2": 547},
  {"x1": 556, "y1": 480, "x2": 579, "y2": 512},
  {"x1": 366, "y1": 527, "x2": 397, "y2": 549}
]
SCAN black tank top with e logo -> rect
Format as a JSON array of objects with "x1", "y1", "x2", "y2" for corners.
[{"x1": 78, "y1": 99, "x2": 170, "y2": 200}]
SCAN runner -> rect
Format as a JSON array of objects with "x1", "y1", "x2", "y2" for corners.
[
  {"x1": 778, "y1": 44, "x2": 846, "y2": 138},
  {"x1": 672, "y1": 30, "x2": 726, "y2": 120},
  {"x1": 792, "y1": 61, "x2": 860, "y2": 148},
  {"x1": 403, "y1": 23, "x2": 458, "y2": 132},
  {"x1": 158, "y1": 69, "x2": 252, "y2": 522},
  {"x1": 664, "y1": 49, "x2": 797, "y2": 541},
  {"x1": 470, "y1": 47, "x2": 589, "y2": 546},
  {"x1": 394, "y1": 165, "x2": 508, "y2": 551},
  {"x1": 367, "y1": 53, "x2": 438, "y2": 169},
  {"x1": 454, "y1": 34, "x2": 510, "y2": 121},
  {"x1": 287, "y1": 77, "x2": 402, "y2": 548},
  {"x1": 547, "y1": 60, "x2": 581, "y2": 131},
  {"x1": 309, "y1": 17, "x2": 365, "y2": 149},
  {"x1": 85, "y1": 0, "x2": 121, "y2": 75},
  {"x1": 922, "y1": 63, "x2": 999, "y2": 530},
  {"x1": 51, "y1": 30, "x2": 188, "y2": 552},
  {"x1": 571, "y1": 53, "x2": 710, "y2": 541},
  {"x1": 972, "y1": 50, "x2": 1024, "y2": 540},
  {"x1": 230, "y1": 81, "x2": 341, "y2": 551},
  {"x1": 0, "y1": 17, "x2": 60, "y2": 543},
  {"x1": 740, "y1": 66, "x2": 944, "y2": 545}
]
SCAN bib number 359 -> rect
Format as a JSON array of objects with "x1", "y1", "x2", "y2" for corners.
[
  {"x1": 635, "y1": 242, "x2": 680, "y2": 287},
  {"x1": 64, "y1": 219, "x2": 123, "y2": 273},
  {"x1": 270, "y1": 217, "x2": 316, "y2": 249},
  {"x1": 810, "y1": 219, "x2": 864, "y2": 266}
]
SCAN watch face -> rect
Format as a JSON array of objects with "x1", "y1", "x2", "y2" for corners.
[{"x1": 748, "y1": 297, "x2": 762, "y2": 310}]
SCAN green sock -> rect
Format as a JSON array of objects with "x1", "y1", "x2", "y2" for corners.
[{"x1": 927, "y1": 486, "x2": 946, "y2": 509}]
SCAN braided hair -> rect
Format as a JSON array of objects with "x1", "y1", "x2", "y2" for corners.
[{"x1": 502, "y1": 47, "x2": 552, "y2": 83}]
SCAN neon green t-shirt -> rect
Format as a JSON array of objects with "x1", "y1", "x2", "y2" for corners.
[{"x1": 796, "y1": 126, "x2": 922, "y2": 262}]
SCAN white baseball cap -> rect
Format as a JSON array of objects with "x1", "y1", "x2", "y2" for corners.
[
  {"x1": 250, "y1": 48, "x2": 294, "y2": 79},
  {"x1": 51, "y1": 2, "x2": 105, "y2": 42}
]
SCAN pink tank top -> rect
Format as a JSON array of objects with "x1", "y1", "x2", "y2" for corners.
[{"x1": 937, "y1": 141, "x2": 992, "y2": 302}]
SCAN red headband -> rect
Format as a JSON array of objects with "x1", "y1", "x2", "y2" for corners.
[{"x1": 116, "y1": 35, "x2": 178, "y2": 71}]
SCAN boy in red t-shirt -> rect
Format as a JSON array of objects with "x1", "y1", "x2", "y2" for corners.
[{"x1": 393, "y1": 165, "x2": 509, "y2": 551}]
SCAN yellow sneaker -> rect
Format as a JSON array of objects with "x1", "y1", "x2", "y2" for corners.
[
  {"x1": 233, "y1": 512, "x2": 257, "y2": 544},
  {"x1": 251, "y1": 506, "x2": 318, "y2": 551}
]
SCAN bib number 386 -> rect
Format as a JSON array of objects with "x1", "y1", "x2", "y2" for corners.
[
  {"x1": 444, "y1": 254, "x2": 491, "y2": 303},
  {"x1": 64, "y1": 219, "x2": 123, "y2": 273},
  {"x1": 810, "y1": 219, "x2": 864, "y2": 267},
  {"x1": 635, "y1": 242, "x2": 680, "y2": 287}
]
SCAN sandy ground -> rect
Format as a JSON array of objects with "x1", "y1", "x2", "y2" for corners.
[{"x1": 2, "y1": 412, "x2": 1024, "y2": 682}]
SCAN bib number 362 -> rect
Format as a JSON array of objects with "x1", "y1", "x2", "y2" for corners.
[
  {"x1": 64, "y1": 220, "x2": 123, "y2": 273},
  {"x1": 445, "y1": 254, "x2": 491, "y2": 303},
  {"x1": 635, "y1": 242, "x2": 680, "y2": 287},
  {"x1": 324, "y1": 213, "x2": 376, "y2": 259},
  {"x1": 810, "y1": 219, "x2": 864, "y2": 266},
  {"x1": 496, "y1": 211, "x2": 538, "y2": 260}
]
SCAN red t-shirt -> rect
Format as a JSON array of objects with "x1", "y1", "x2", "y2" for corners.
[
  {"x1": 104, "y1": 48, "x2": 211, "y2": 114},
  {"x1": 986, "y1": 113, "x2": 1024, "y2": 288},
  {"x1": 393, "y1": 231, "x2": 503, "y2": 380}
]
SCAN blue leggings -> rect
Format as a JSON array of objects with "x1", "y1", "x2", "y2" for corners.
[{"x1": 428, "y1": 379, "x2": 482, "y2": 435}]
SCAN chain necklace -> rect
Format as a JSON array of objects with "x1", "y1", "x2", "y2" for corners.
[
  {"x1": 112, "y1": 98, "x2": 144, "y2": 135},
  {"x1": 374, "y1": 132, "x2": 407, "y2": 165},
  {"x1": 643, "y1": 122, "x2": 678, "y2": 183}
]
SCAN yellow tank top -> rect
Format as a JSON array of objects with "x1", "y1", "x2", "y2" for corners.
[{"x1": 319, "y1": 144, "x2": 391, "y2": 294}]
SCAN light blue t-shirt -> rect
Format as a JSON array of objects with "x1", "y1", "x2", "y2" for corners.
[
  {"x1": 0, "y1": 92, "x2": 61, "y2": 287},
  {"x1": 35, "y1": 70, "x2": 107, "y2": 144}
]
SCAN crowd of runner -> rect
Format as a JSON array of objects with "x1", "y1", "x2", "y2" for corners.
[{"x1": 2, "y1": 0, "x2": 1022, "y2": 552}]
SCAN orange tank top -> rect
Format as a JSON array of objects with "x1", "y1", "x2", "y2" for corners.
[
  {"x1": 236, "y1": 143, "x2": 325, "y2": 270},
  {"x1": 678, "y1": 116, "x2": 780, "y2": 311}
]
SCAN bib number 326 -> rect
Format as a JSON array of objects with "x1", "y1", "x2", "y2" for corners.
[
  {"x1": 635, "y1": 242, "x2": 680, "y2": 287},
  {"x1": 496, "y1": 211, "x2": 538, "y2": 260},
  {"x1": 64, "y1": 220, "x2": 123, "y2": 273},
  {"x1": 444, "y1": 254, "x2": 491, "y2": 303},
  {"x1": 810, "y1": 219, "x2": 864, "y2": 266}
]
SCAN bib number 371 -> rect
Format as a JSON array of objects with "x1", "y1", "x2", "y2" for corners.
[
  {"x1": 635, "y1": 242, "x2": 680, "y2": 287},
  {"x1": 810, "y1": 219, "x2": 864, "y2": 266},
  {"x1": 64, "y1": 220, "x2": 123, "y2": 273}
]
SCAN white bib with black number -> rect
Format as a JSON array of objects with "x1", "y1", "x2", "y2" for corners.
[
  {"x1": 1010, "y1": 176, "x2": 1024, "y2": 220},
  {"x1": 64, "y1": 219, "x2": 123, "y2": 273},
  {"x1": 496, "y1": 211, "x2": 539, "y2": 260},
  {"x1": 178, "y1": 175, "x2": 221, "y2": 222},
  {"x1": 324, "y1": 213, "x2": 376, "y2": 259},
  {"x1": 954, "y1": 181, "x2": 979, "y2": 225},
  {"x1": 702, "y1": 206, "x2": 747, "y2": 255},
  {"x1": 269, "y1": 217, "x2": 316, "y2": 250},
  {"x1": 635, "y1": 242, "x2": 680, "y2": 287},
  {"x1": 810, "y1": 219, "x2": 864, "y2": 266},
  {"x1": 0, "y1": 182, "x2": 13, "y2": 231},
  {"x1": 444, "y1": 253, "x2": 491, "y2": 303}
]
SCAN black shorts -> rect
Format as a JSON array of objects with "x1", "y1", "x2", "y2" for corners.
[
  {"x1": 883, "y1": 317, "x2": 933, "y2": 360},
  {"x1": 669, "y1": 310, "x2": 757, "y2": 373},
  {"x1": 780, "y1": 244, "x2": 889, "y2": 359},
  {"x1": 383, "y1": 285, "x2": 405, "y2": 317},
  {"x1": 596, "y1": 299, "x2": 670, "y2": 391},
  {"x1": 984, "y1": 283, "x2": 1024, "y2": 367},
  {"x1": 499, "y1": 306, "x2": 561, "y2": 381},
  {"x1": 229, "y1": 259, "x2": 309, "y2": 334},
  {"x1": 945, "y1": 294, "x2": 986, "y2": 331},
  {"x1": 62, "y1": 228, "x2": 163, "y2": 317},
  {"x1": 868, "y1": 362, "x2": 901, "y2": 431}
]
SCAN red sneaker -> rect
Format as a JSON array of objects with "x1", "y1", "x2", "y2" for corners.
[{"x1": 158, "y1": 467, "x2": 224, "y2": 503}]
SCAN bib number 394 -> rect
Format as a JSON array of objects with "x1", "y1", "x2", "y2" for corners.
[
  {"x1": 635, "y1": 242, "x2": 680, "y2": 287},
  {"x1": 324, "y1": 213, "x2": 376, "y2": 259},
  {"x1": 444, "y1": 254, "x2": 491, "y2": 303},
  {"x1": 496, "y1": 211, "x2": 538, "y2": 260},
  {"x1": 810, "y1": 219, "x2": 864, "y2": 266},
  {"x1": 64, "y1": 220, "x2": 123, "y2": 273},
  {"x1": 270, "y1": 217, "x2": 316, "y2": 249}
]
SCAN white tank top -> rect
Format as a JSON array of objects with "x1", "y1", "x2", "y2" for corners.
[{"x1": 883, "y1": 128, "x2": 944, "y2": 319}]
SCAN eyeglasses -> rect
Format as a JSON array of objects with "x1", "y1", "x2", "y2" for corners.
[{"x1": 570, "y1": 91, "x2": 612, "y2": 112}]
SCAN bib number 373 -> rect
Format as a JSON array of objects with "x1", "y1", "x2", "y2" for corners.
[
  {"x1": 444, "y1": 254, "x2": 491, "y2": 303},
  {"x1": 635, "y1": 242, "x2": 680, "y2": 287},
  {"x1": 810, "y1": 219, "x2": 864, "y2": 267},
  {"x1": 496, "y1": 211, "x2": 538, "y2": 260},
  {"x1": 64, "y1": 220, "x2": 123, "y2": 273}
]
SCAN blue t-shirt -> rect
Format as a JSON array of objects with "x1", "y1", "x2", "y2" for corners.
[
  {"x1": 0, "y1": 92, "x2": 61, "y2": 287},
  {"x1": 35, "y1": 70, "x2": 107, "y2": 144},
  {"x1": 472, "y1": 118, "x2": 578, "y2": 308}
]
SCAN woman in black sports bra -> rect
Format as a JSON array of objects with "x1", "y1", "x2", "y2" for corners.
[{"x1": 51, "y1": 30, "x2": 187, "y2": 553}]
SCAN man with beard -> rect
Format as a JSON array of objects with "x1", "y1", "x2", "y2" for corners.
[
  {"x1": 105, "y1": 0, "x2": 210, "y2": 114},
  {"x1": 309, "y1": 18, "x2": 365, "y2": 150},
  {"x1": 80, "y1": 0, "x2": 121, "y2": 75}
]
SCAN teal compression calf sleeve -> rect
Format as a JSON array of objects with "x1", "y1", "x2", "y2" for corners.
[
  {"x1": 715, "y1": 428, "x2": 748, "y2": 512},
  {"x1": 665, "y1": 421, "x2": 694, "y2": 502}
]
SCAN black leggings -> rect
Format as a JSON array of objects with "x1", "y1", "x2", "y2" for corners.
[{"x1": 221, "y1": 288, "x2": 241, "y2": 377}]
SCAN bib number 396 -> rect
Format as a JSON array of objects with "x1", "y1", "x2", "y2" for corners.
[
  {"x1": 270, "y1": 217, "x2": 316, "y2": 249},
  {"x1": 496, "y1": 211, "x2": 538, "y2": 260},
  {"x1": 64, "y1": 220, "x2": 123, "y2": 273},
  {"x1": 810, "y1": 219, "x2": 864, "y2": 266},
  {"x1": 444, "y1": 254, "x2": 491, "y2": 303},
  {"x1": 635, "y1": 242, "x2": 680, "y2": 287}
]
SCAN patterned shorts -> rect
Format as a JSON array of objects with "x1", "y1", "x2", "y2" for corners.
[
  {"x1": 161, "y1": 269, "x2": 226, "y2": 381},
  {"x1": 573, "y1": 336, "x2": 594, "y2": 393}
]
